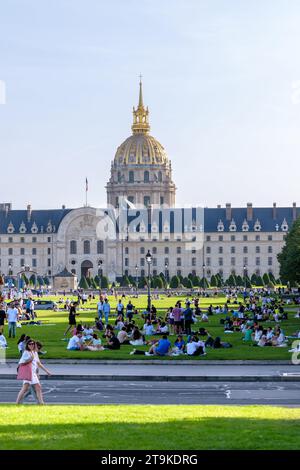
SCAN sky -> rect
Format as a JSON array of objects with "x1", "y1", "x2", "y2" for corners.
[{"x1": 1, "y1": 0, "x2": 300, "y2": 210}]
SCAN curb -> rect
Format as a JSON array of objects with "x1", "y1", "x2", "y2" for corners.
[
  {"x1": 1, "y1": 374, "x2": 300, "y2": 382},
  {"x1": 3, "y1": 359, "x2": 294, "y2": 365}
]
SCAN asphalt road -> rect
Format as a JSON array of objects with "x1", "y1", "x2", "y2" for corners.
[{"x1": 1, "y1": 380, "x2": 300, "y2": 405}]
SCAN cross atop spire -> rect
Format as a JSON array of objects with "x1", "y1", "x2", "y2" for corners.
[{"x1": 132, "y1": 77, "x2": 150, "y2": 134}]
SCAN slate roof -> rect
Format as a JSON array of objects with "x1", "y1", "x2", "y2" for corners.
[{"x1": 0, "y1": 209, "x2": 72, "y2": 234}]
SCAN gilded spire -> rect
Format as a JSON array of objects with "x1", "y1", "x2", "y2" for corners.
[{"x1": 132, "y1": 76, "x2": 150, "y2": 134}]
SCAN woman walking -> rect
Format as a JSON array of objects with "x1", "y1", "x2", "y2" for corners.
[{"x1": 16, "y1": 340, "x2": 51, "y2": 405}]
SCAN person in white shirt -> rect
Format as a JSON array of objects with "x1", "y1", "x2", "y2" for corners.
[
  {"x1": 97, "y1": 300, "x2": 104, "y2": 320},
  {"x1": 67, "y1": 333, "x2": 85, "y2": 350},
  {"x1": 7, "y1": 303, "x2": 19, "y2": 338},
  {"x1": 0, "y1": 333, "x2": 7, "y2": 348},
  {"x1": 186, "y1": 336, "x2": 206, "y2": 356},
  {"x1": 143, "y1": 320, "x2": 154, "y2": 336}
]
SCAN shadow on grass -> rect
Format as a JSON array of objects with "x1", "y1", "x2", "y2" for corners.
[{"x1": 0, "y1": 417, "x2": 299, "y2": 450}]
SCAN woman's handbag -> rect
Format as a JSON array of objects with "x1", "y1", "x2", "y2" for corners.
[{"x1": 17, "y1": 362, "x2": 32, "y2": 381}]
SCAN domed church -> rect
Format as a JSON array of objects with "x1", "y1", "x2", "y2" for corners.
[
  {"x1": 106, "y1": 80, "x2": 176, "y2": 209},
  {"x1": 0, "y1": 81, "x2": 298, "y2": 286}
]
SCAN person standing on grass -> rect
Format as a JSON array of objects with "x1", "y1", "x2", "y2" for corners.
[
  {"x1": 0, "y1": 303, "x2": 6, "y2": 334},
  {"x1": 172, "y1": 302, "x2": 182, "y2": 335},
  {"x1": 183, "y1": 301, "x2": 193, "y2": 335},
  {"x1": 97, "y1": 299, "x2": 104, "y2": 321},
  {"x1": 16, "y1": 340, "x2": 51, "y2": 405},
  {"x1": 103, "y1": 298, "x2": 111, "y2": 326},
  {"x1": 7, "y1": 302, "x2": 18, "y2": 338},
  {"x1": 64, "y1": 302, "x2": 79, "y2": 337}
]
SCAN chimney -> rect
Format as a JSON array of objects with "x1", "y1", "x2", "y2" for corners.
[
  {"x1": 5, "y1": 205, "x2": 9, "y2": 217},
  {"x1": 273, "y1": 202, "x2": 277, "y2": 220},
  {"x1": 217, "y1": 204, "x2": 221, "y2": 209},
  {"x1": 292, "y1": 202, "x2": 297, "y2": 221},
  {"x1": 225, "y1": 203, "x2": 231, "y2": 221},
  {"x1": 246, "y1": 203, "x2": 253, "y2": 221},
  {"x1": 62, "y1": 205, "x2": 66, "y2": 210},
  {"x1": 27, "y1": 204, "x2": 32, "y2": 222}
]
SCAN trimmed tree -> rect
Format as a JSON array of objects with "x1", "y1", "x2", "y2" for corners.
[
  {"x1": 79, "y1": 276, "x2": 89, "y2": 289},
  {"x1": 170, "y1": 275, "x2": 180, "y2": 288},
  {"x1": 277, "y1": 218, "x2": 300, "y2": 284},
  {"x1": 101, "y1": 276, "x2": 109, "y2": 289}
]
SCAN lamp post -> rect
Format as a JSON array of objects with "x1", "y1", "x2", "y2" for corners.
[
  {"x1": 146, "y1": 250, "x2": 152, "y2": 312},
  {"x1": 243, "y1": 265, "x2": 247, "y2": 290},
  {"x1": 165, "y1": 262, "x2": 168, "y2": 286},
  {"x1": 98, "y1": 260, "x2": 103, "y2": 291},
  {"x1": 135, "y1": 264, "x2": 138, "y2": 291}
]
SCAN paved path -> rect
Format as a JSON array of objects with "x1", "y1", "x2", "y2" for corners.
[
  {"x1": 1, "y1": 380, "x2": 300, "y2": 405},
  {"x1": 1, "y1": 362, "x2": 300, "y2": 381}
]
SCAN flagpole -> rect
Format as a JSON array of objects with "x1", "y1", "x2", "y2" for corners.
[{"x1": 85, "y1": 177, "x2": 88, "y2": 207}]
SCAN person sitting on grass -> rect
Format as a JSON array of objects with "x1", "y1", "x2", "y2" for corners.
[
  {"x1": 83, "y1": 324, "x2": 94, "y2": 340},
  {"x1": 104, "y1": 331, "x2": 120, "y2": 350},
  {"x1": 153, "y1": 320, "x2": 169, "y2": 335},
  {"x1": 117, "y1": 326, "x2": 131, "y2": 345},
  {"x1": 129, "y1": 326, "x2": 145, "y2": 346},
  {"x1": 115, "y1": 315, "x2": 125, "y2": 331},
  {"x1": 213, "y1": 336, "x2": 232, "y2": 349},
  {"x1": 172, "y1": 335, "x2": 185, "y2": 354},
  {"x1": 243, "y1": 326, "x2": 253, "y2": 342},
  {"x1": 67, "y1": 332, "x2": 86, "y2": 351},
  {"x1": 143, "y1": 319, "x2": 155, "y2": 336},
  {"x1": 86, "y1": 333, "x2": 104, "y2": 351},
  {"x1": 186, "y1": 335, "x2": 206, "y2": 356},
  {"x1": 94, "y1": 317, "x2": 104, "y2": 331},
  {"x1": 130, "y1": 335, "x2": 171, "y2": 356}
]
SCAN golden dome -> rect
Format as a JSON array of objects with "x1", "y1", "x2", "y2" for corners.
[
  {"x1": 114, "y1": 79, "x2": 169, "y2": 166},
  {"x1": 115, "y1": 133, "x2": 168, "y2": 166}
]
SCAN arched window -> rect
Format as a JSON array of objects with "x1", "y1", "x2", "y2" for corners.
[
  {"x1": 144, "y1": 171, "x2": 149, "y2": 183},
  {"x1": 117, "y1": 171, "x2": 122, "y2": 183},
  {"x1": 158, "y1": 171, "x2": 162, "y2": 182},
  {"x1": 97, "y1": 240, "x2": 104, "y2": 254},
  {"x1": 129, "y1": 171, "x2": 134, "y2": 183},
  {"x1": 70, "y1": 240, "x2": 77, "y2": 255},
  {"x1": 83, "y1": 240, "x2": 91, "y2": 254}
]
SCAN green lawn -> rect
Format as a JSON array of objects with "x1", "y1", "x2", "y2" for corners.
[
  {"x1": 3, "y1": 294, "x2": 300, "y2": 360},
  {"x1": 0, "y1": 405, "x2": 299, "y2": 449}
]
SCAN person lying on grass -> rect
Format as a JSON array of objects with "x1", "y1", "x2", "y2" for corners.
[{"x1": 130, "y1": 335, "x2": 171, "y2": 356}]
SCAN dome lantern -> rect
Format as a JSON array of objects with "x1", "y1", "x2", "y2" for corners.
[{"x1": 131, "y1": 77, "x2": 150, "y2": 135}]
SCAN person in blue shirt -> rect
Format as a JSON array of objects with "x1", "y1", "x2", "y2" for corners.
[
  {"x1": 174, "y1": 335, "x2": 186, "y2": 353},
  {"x1": 102, "y1": 299, "x2": 110, "y2": 325},
  {"x1": 130, "y1": 335, "x2": 171, "y2": 356}
]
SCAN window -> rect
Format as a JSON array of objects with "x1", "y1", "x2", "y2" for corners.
[
  {"x1": 160, "y1": 196, "x2": 164, "y2": 205},
  {"x1": 268, "y1": 235, "x2": 273, "y2": 241},
  {"x1": 8, "y1": 237, "x2": 13, "y2": 243},
  {"x1": 206, "y1": 246, "x2": 211, "y2": 254},
  {"x1": 97, "y1": 240, "x2": 104, "y2": 254},
  {"x1": 140, "y1": 258, "x2": 145, "y2": 266},
  {"x1": 144, "y1": 171, "x2": 150, "y2": 183},
  {"x1": 128, "y1": 171, "x2": 134, "y2": 183},
  {"x1": 125, "y1": 247, "x2": 129, "y2": 255},
  {"x1": 152, "y1": 258, "x2": 157, "y2": 267},
  {"x1": 192, "y1": 258, "x2": 196, "y2": 266},
  {"x1": 218, "y1": 235, "x2": 223, "y2": 241},
  {"x1": 243, "y1": 246, "x2": 248, "y2": 254},
  {"x1": 177, "y1": 247, "x2": 181, "y2": 254},
  {"x1": 153, "y1": 270, "x2": 157, "y2": 276},
  {"x1": 165, "y1": 258, "x2": 169, "y2": 265},
  {"x1": 206, "y1": 257, "x2": 211, "y2": 266},
  {"x1": 164, "y1": 247, "x2": 169, "y2": 254},
  {"x1": 256, "y1": 257, "x2": 260, "y2": 266},
  {"x1": 231, "y1": 235, "x2": 235, "y2": 241},
  {"x1": 255, "y1": 246, "x2": 260, "y2": 253},
  {"x1": 158, "y1": 171, "x2": 162, "y2": 182},
  {"x1": 32, "y1": 259, "x2": 37, "y2": 267},
  {"x1": 140, "y1": 247, "x2": 145, "y2": 254},
  {"x1": 218, "y1": 246, "x2": 223, "y2": 254},
  {"x1": 20, "y1": 248, "x2": 25, "y2": 255},
  {"x1": 255, "y1": 235, "x2": 260, "y2": 241},
  {"x1": 47, "y1": 259, "x2": 51, "y2": 267},
  {"x1": 20, "y1": 237, "x2": 25, "y2": 243},
  {"x1": 47, "y1": 248, "x2": 51, "y2": 255},
  {"x1": 192, "y1": 248, "x2": 196, "y2": 254},
  {"x1": 70, "y1": 240, "x2": 77, "y2": 255},
  {"x1": 243, "y1": 257, "x2": 248, "y2": 265},
  {"x1": 32, "y1": 237, "x2": 37, "y2": 243},
  {"x1": 8, "y1": 248, "x2": 13, "y2": 255},
  {"x1": 144, "y1": 196, "x2": 151, "y2": 207},
  {"x1": 177, "y1": 258, "x2": 181, "y2": 267},
  {"x1": 141, "y1": 269, "x2": 145, "y2": 277},
  {"x1": 231, "y1": 246, "x2": 235, "y2": 254},
  {"x1": 83, "y1": 240, "x2": 90, "y2": 254},
  {"x1": 32, "y1": 248, "x2": 37, "y2": 255},
  {"x1": 48, "y1": 270, "x2": 51, "y2": 275},
  {"x1": 243, "y1": 235, "x2": 248, "y2": 241},
  {"x1": 125, "y1": 258, "x2": 129, "y2": 267},
  {"x1": 218, "y1": 257, "x2": 223, "y2": 266},
  {"x1": 125, "y1": 270, "x2": 129, "y2": 276},
  {"x1": 268, "y1": 257, "x2": 273, "y2": 266},
  {"x1": 268, "y1": 246, "x2": 273, "y2": 253},
  {"x1": 47, "y1": 237, "x2": 51, "y2": 243},
  {"x1": 206, "y1": 236, "x2": 211, "y2": 241},
  {"x1": 152, "y1": 247, "x2": 157, "y2": 254},
  {"x1": 20, "y1": 259, "x2": 25, "y2": 266},
  {"x1": 231, "y1": 257, "x2": 235, "y2": 266},
  {"x1": 177, "y1": 270, "x2": 181, "y2": 276}
]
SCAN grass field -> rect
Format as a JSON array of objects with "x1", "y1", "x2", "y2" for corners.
[
  {"x1": 3, "y1": 294, "x2": 300, "y2": 360},
  {"x1": 0, "y1": 405, "x2": 299, "y2": 449}
]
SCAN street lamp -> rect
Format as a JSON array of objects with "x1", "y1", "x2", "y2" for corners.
[
  {"x1": 135, "y1": 264, "x2": 138, "y2": 290},
  {"x1": 146, "y1": 250, "x2": 152, "y2": 311},
  {"x1": 98, "y1": 260, "x2": 103, "y2": 291},
  {"x1": 243, "y1": 265, "x2": 247, "y2": 290},
  {"x1": 165, "y1": 262, "x2": 168, "y2": 285},
  {"x1": 202, "y1": 263, "x2": 206, "y2": 279}
]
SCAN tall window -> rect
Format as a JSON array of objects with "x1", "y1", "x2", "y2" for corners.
[
  {"x1": 144, "y1": 196, "x2": 151, "y2": 207},
  {"x1": 144, "y1": 171, "x2": 150, "y2": 183},
  {"x1": 97, "y1": 240, "x2": 104, "y2": 254},
  {"x1": 83, "y1": 240, "x2": 91, "y2": 254},
  {"x1": 129, "y1": 171, "x2": 134, "y2": 183},
  {"x1": 70, "y1": 240, "x2": 77, "y2": 255},
  {"x1": 158, "y1": 171, "x2": 162, "y2": 182}
]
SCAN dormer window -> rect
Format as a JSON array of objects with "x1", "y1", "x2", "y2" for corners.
[
  {"x1": 242, "y1": 219, "x2": 249, "y2": 232},
  {"x1": 217, "y1": 220, "x2": 224, "y2": 232},
  {"x1": 229, "y1": 219, "x2": 237, "y2": 232},
  {"x1": 254, "y1": 219, "x2": 261, "y2": 231},
  {"x1": 281, "y1": 218, "x2": 288, "y2": 231}
]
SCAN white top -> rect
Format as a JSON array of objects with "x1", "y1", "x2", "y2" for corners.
[
  {"x1": 67, "y1": 335, "x2": 82, "y2": 350},
  {"x1": 0, "y1": 334, "x2": 7, "y2": 347},
  {"x1": 97, "y1": 302, "x2": 104, "y2": 311},
  {"x1": 144, "y1": 324, "x2": 154, "y2": 335},
  {"x1": 7, "y1": 308, "x2": 18, "y2": 322},
  {"x1": 187, "y1": 341, "x2": 205, "y2": 355}
]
